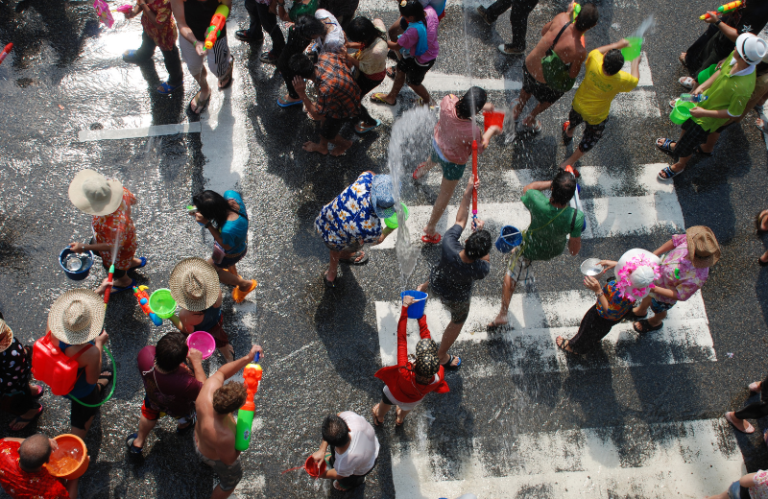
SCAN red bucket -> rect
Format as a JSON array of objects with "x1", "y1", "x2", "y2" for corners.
[
  {"x1": 483, "y1": 111, "x2": 505, "y2": 132},
  {"x1": 304, "y1": 455, "x2": 327, "y2": 478}
]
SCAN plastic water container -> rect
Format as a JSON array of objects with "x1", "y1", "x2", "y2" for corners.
[
  {"x1": 46, "y1": 434, "x2": 89, "y2": 480},
  {"x1": 149, "y1": 289, "x2": 177, "y2": 319},
  {"x1": 670, "y1": 99, "x2": 695, "y2": 125},
  {"x1": 304, "y1": 455, "x2": 327, "y2": 478},
  {"x1": 483, "y1": 111, "x2": 505, "y2": 132},
  {"x1": 187, "y1": 331, "x2": 216, "y2": 359},
  {"x1": 400, "y1": 290, "x2": 428, "y2": 318},
  {"x1": 495, "y1": 225, "x2": 522, "y2": 253},
  {"x1": 59, "y1": 248, "x2": 95, "y2": 281},
  {"x1": 621, "y1": 36, "x2": 643, "y2": 61},
  {"x1": 31, "y1": 333, "x2": 80, "y2": 396},
  {"x1": 384, "y1": 203, "x2": 410, "y2": 230}
]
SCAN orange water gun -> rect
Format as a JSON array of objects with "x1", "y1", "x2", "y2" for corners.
[
  {"x1": 700, "y1": 0, "x2": 741, "y2": 20},
  {"x1": 133, "y1": 286, "x2": 162, "y2": 326},
  {"x1": 234, "y1": 358, "x2": 262, "y2": 451},
  {"x1": 204, "y1": 5, "x2": 229, "y2": 50}
]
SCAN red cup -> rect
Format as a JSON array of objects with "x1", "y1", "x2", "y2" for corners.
[
  {"x1": 304, "y1": 455, "x2": 327, "y2": 478},
  {"x1": 483, "y1": 111, "x2": 505, "y2": 132}
]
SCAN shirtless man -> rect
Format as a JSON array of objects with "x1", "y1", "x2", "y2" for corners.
[
  {"x1": 513, "y1": 3, "x2": 598, "y2": 133},
  {"x1": 194, "y1": 345, "x2": 262, "y2": 499}
]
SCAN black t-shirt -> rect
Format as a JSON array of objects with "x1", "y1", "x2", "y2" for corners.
[
  {"x1": 429, "y1": 224, "x2": 490, "y2": 302},
  {"x1": 185, "y1": 0, "x2": 227, "y2": 42}
]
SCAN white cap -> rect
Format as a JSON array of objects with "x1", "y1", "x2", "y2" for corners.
[{"x1": 736, "y1": 33, "x2": 768, "y2": 65}]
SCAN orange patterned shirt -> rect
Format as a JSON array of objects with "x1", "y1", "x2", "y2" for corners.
[{"x1": 91, "y1": 188, "x2": 137, "y2": 271}]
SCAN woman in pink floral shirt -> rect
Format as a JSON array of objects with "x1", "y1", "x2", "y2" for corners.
[
  {"x1": 629, "y1": 226, "x2": 720, "y2": 333},
  {"x1": 705, "y1": 469, "x2": 768, "y2": 499}
]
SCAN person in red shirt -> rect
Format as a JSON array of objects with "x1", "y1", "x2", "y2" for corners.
[
  {"x1": 0, "y1": 434, "x2": 79, "y2": 499},
  {"x1": 371, "y1": 296, "x2": 449, "y2": 426}
]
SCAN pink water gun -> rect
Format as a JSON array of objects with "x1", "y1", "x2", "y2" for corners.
[
  {"x1": 94, "y1": 0, "x2": 115, "y2": 28},
  {"x1": 113, "y1": 4, "x2": 134, "y2": 13}
]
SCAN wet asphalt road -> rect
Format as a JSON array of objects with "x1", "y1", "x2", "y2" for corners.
[{"x1": 1, "y1": 0, "x2": 768, "y2": 497}]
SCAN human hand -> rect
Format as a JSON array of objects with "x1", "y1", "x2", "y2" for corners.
[
  {"x1": 187, "y1": 348, "x2": 203, "y2": 364},
  {"x1": 194, "y1": 212, "x2": 209, "y2": 225},
  {"x1": 689, "y1": 106, "x2": 706, "y2": 117},
  {"x1": 312, "y1": 449, "x2": 324, "y2": 466},
  {"x1": 617, "y1": 38, "x2": 630, "y2": 49},
  {"x1": 292, "y1": 76, "x2": 307, "y2": 96},
  {"x1": 466, "y1": 175, "x2": 479, "y2": 192},
  {"x1": 95, "y1": 331, "x2": 109, "y2": 346},
  {"x1": 195, "y1": 40, "x2": 207, "y2": 56},
  {"x1": 403, "y1": 295, "x2": 416, "y2": 307},
  {"x1": 69, "y1": 242, "x2": 85, "y2": 253},
  {"x1": 475, "y1": 219, "x2": 485, "y2": 231},
  {"x1": 692, "y1": 86, "x2": 704, "y2": 96},
  {"x1": 49, "y1": 438, "x2": 58, "y2": 451},
  {"x1": 249, "y1": 345, "x2": 264, "y2": 361},
  {"x1": 597, "y1": 260, "x2": 616, "y2": 271},
  {"x1": 481, "y1": 102, "x2": 495, "y2": 113},
  {"x1": 583, "y1": 276, "x2": 601, "y2": 293},
  {"x1": 703, "y1": 11, "x2": 719, "y2": 24}
]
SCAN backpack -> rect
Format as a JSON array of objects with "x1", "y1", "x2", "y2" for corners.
[
  {"x1": 541, "y1": 22, "x2": 577, "y2": 92},
  {"x1": 31, "y1": 332, "x2": 92, "y2": 396}
]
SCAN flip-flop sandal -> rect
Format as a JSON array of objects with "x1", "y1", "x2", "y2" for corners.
[
  {"x1": 188, "y1": 91, "x2": 210, "y2": 116},
  {"x1": 232, "y1": 279, "x2": 258, "y2": 303},
  {"x1": 413, "y1": 162, "x2": 428, "y2": 181},
  {"x1": 133, "y1": 256, "x2": 147, "y2": 268},
  {"x1": 355, "y1": 119, "x2": 382, "y2": 134},
  {"x1": 623, "y1": 309, "x2": 648, "y2": 321},
  {"x1": 110, "y1": 278, "x2": 137, "y2": 295},
  {"x1": 754, "y1": 119, "x2": 768, "y2": 134},
  {"x1": 756, "y1": 211, "x2": 768, "y2": 235},
  {"x1": 658, "y1": 165, "x2": 683, "y2": 180},
  {"x1": 371, "y1": 405, "x2": 384, "y2": 427},
  {"x1": 339, "y1": 251, "x2": 369, "y2": 265},
  {"x1": 259, "y1": 51, "x2": 278, "y2": 64},
  {"x1": 386, "y1": 67, "x2": 397, "y2": 79},
  {"x1": 324, "y1": 275, "x2": 336, "y2": 289},
  {"x1": 277, "y1": 95, "x2": 303, "y2": 108},
  {"x1": 176, "y1": 415, "x2": 196, "y2": 435},
  {"x1": 656, "y1": 138, "x2": 676, "y2": 155},
  {"x1": 370, "y1": 92, "x2": 395, "y2": 106},
  {"x1": 555, "y1": 336, "x2": 579, "y2": 355},
  {"x1": 156, "y1": 81, "x2": 182, "y2": 95},
  {"x1": 441, "y1": 354, "x2": 462, "y2": 370},
  {"x1": 218, "y1": 63, "x2": 234, "y2": 90},
  {"x1": 633, "y1": 319, "x2": 663, "y2": 334},
  {"x1": 725, "y1": 412, "x2": 755, "y2": 434},
  {"x1": 126, "y1": 433, "x2": 143, "y2": 454},
  {"x1": 562, "y1": 121, "x2": 573, "y2": 145},
  {"x1": 678, "y1": 76, "x2": 696, "y2": 89},
  {"x1": 8, "y1": 406, "x2": 43, "y2": 431},
  {"x1": 421, "y1": 233, "x2": 441, "y2": 244},
  {"x1": 30, "y1": 384, "x2": 44, "y2": 398}
]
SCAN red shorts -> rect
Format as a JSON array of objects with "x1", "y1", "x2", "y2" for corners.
[{"x1": 141, "y1": 399, "x2": 163, "y2": 420}]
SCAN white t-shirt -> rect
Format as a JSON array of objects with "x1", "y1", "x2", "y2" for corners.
[
  {"x1": 333, "y1": 412, "x2": 380, "y2": 477},
  {"x1": 314, "y1": 9, "x2": 346, "y2": 54}
]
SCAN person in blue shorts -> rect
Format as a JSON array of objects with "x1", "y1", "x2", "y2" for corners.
[{"x1": 190, "y1": 190, "x2": 258, "y2": 304}]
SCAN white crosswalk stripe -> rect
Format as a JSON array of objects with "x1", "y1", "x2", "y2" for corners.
[{"x1": 374, "y1": 163, "x2": 683, "y2": 250}]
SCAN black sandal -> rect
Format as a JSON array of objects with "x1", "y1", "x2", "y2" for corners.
[
  {"x1": 555, "y1": 336, "x2": 579, "y2": 355},
  {"x1": 339, "y1": 251, "x2": 369, "y2": 265},
  {"x1": 441, "y1": 355, "x2": 462, "y2": 370},
  {"x1": 623, "y1": 309, "x2": 648, "y2": 321},
  {"x1": 633, "y1": 319, "x2": 663, "y2": 334}
]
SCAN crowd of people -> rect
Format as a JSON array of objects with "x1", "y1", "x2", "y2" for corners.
[{"x1": 2, "y1": 0, "x2": 768, "y2": 497}]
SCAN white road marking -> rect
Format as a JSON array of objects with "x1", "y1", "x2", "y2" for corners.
[
  {"x1": 392, "y1": 418, "x2": 743, "y2": 499},
  {"x1": 374, "y1": 290, "x2": 713, "y2": 370},
  {"x1": 78, "y1": 122, "x2": 202, "y2": 142}
]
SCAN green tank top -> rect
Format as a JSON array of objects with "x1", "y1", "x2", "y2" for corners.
[{"x1": 289, "y1": 0, "x2": 318, "y2": 22}]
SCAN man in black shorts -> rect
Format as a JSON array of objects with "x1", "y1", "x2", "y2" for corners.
[{"x1": 290, "y1": 52, "x2": 362, "y2": 156}]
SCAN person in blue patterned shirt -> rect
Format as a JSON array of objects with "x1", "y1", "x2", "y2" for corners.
[{"x1": 315, "y1": 172, "x2": 396, "y2": 287}]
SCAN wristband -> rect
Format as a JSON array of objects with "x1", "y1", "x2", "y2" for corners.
[
  {"x1": 715, "y1": 19, "x2": 722, "y2": 26},
  {"x1": 205, "y1": 221, "x2": 212, "y2": 228}
]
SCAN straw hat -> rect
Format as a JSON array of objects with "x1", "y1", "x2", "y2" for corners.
[
  {"x1": 169, "y1": 257, "x2": 220, "y2": 312},
  {"x1": 48, "y1": 289, "x2": 105, "y2": 345},
  {"x1": 0, "y1": 319, "x2": 14, "y2": 353},
  {"x1": 615, "y1": 248, "x2": 661, "y2": 302},
  {"x1": 68, "y1": 169, "x2": 124, "y2": 216},
  {"x1": 686, "y1": 226, "x2": 721, "y2": 269}
]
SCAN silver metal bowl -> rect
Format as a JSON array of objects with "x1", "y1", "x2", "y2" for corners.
[{"x1": 580, "y1": 258, "x2": 603, "y2": 276}]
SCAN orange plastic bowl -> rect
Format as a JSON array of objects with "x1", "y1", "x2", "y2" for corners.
[
  {"x1": 304, "y1": 455, "x2": 326, "y2": 478},
  {"x1": 45, "y1": 434, "x2": 89, "y2": 480}
]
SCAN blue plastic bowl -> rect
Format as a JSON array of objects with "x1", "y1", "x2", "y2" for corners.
[{"x1": 59, "y1": 248, "x2": 95, "y2": 281}]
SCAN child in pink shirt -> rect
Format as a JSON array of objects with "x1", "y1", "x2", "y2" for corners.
[{"x1": 414, "y1": 87, "x2": 502, "y2": 244}]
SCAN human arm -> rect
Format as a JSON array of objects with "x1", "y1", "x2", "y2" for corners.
[
  {"x1": 568, "y1": 236, "x2": 581, "y2": 256},
  {"x1": 630, "y1": 56, "x2": 640, "y2": 80},
  {"x1": 689, "y1": 107, "x2": 730, "y2": 119},
  {"x1": 292, "y1": 76, "x2": 323, "y2": 121},
  {"x1": 597, "y1": 260, "x2": 617, "y2": 272},
  {"x1": 69, "y1": 241, "x2": 113, "y2": 253},
  {"x1": 703, "y1": 13, "x2": 739, "y2": 42},
  {"x1": 740, "y1": 472, "x2": 758, "y2": 488},
  {"x1": 597, "y1": 39, "x2": 629, "y2": 55},
  {"x1": 187, "y1": 348, "x2": 207, "y2": 383},
  {"x1": 191, "y1": 212, "x2": 230, "y2": 249},
  {"x1": 455, "y1": 176, "x2": 479, "y2": 230},
  {"x1": 65, "y1": 477, "x2": 79, "y2": 499},
  {"x1": 649, "y1": 285, "x2": 679, "y2": 300},
  {"x1": 386, "y1": 40, "x2": 401, "y2": 51},
  {"x1": 693, "y1": 68, "x2": 721, "y2": 96},
  {"x1": 344, "y1": 51, "x2": 361, "y2": 68},
  {"x1": 396, "y1": 303, "x2": 410, "y2": 366},
  {"x1": 653, "y1": 239, "x2": 675, "y2": 257},
  {"x1": 170, "y1": 0, "x2": 204, "y2": 52},
  {"x1": 584, "y1": 276, "x2": 610, "y2": 310},
  {"x1": 312, "y1": 440, "x2": 329, "y2": 466},
  {"x1": 1, "y1": 437, "x2": 24, "y2": 443},
  {"x1": 277, "y1": 3, "x2": 290, "y2": 21},
  {"x1": 211, "y1": 345, "x2": 263, "y2": 383},
  {"x1": 481, "y1": 126, "x2": 502, "y2": 149},
  {"x1": 521, "y1": 180, "x2": 552, "y2": 195},
  {"x1": 569, "y1": 51, "x2": 587, "y2": 79},
  {"x1": 374, "y1": 226, "x2": 395, "y2": 245},
  {"x1": 83, "y1": 332, "x2": 108, "y2": 385},
  {"x1": 417, "y1": 314, "x2": 430, "y2": 339}
]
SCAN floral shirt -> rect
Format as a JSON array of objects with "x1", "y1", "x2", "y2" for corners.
[
  {"x1": 314, "y1": 172, "x2": 382, "y2": 251},
  {"x1": 0, "y1": 440, "x2": 69, "y2": 499},
  {"x1": 141, "y1": 0, "x2": 177, "y2": 52},
  {"x1": 652, "y1": 234, "x2": 709, "y2": 305},
  {"x1": 752, "y1": 470, "x2": 768, "y2": 499},
  {"x1": 595, "y1": 280, "x2": 633, "y2": 322},
  {"x1": 92, "y1": 188, "x2": 137, "y2": 271},
  {"x1": 0, "y1": 339, "x2": 31, "y2": 396}
]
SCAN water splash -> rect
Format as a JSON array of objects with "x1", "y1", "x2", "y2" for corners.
[
  {"x1": 632, "y1": 14, "x2": 656, "y2": 39},
  {"x1": 386, "y1": 106, "x2": 436, "y2": 288}
]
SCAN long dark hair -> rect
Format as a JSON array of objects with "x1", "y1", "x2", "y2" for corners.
[
  {"x1": 399, "y1": 1, "x2": 425, "y2": 23},
  {"x1": 192, "y1": 190, "x2": 246, "y2": 229},
  {"x1": 346, "y1": 17, "x2": 382, "y2": 47}
]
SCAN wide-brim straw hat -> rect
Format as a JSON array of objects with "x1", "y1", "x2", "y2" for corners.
[
  {"x1": 0, "y1": 319, "x2": 14, "y2": 353},
  {"x1": 169, "y1": 257, "x2": 220, "y2": 312},
  {"x1": 48, "y1": 289, "x2": 105, "y2": 345},
  {"x1": 68, "y1": 169, "x2": 124, "y2": 216},
  {"x1": 686, "y1": 226, "x2": 721, "y2": 269}
]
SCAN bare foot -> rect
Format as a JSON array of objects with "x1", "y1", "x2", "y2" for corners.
[
  {"x1": 302, "y1": 141, "x2": 328, "y2": 155},
  {"x1": 329, "y1": 139, "x2": 353, "y2": 157},
  {"x1": 556, "y1": 336, "x2": 578, "y2": 354},
  {"x1": 750, "y1": 381, "x2": 763, "y2": 392},
  {"x1": 395, "y1": 407, "x2": 405, "y2": 425},
  {"x1": 371, "y1": 404, "x2": 384, "y2": 426},
  {"x1": 9, "y1": 406, "x2": 42, "y2": 431},
  {"x1": 95, "y1": 277, "x2": 110, "y2": 295},
  {"x1": 487, "y1": 313, "x2": 508, "y2": 328}
]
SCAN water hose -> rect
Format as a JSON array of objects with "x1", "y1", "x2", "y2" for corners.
[{"x1": 70, "y1": 345, "x2": 116, "y2": 408}]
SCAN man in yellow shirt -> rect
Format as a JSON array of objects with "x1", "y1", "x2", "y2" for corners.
[{"x1": 560, "y1": 39, "x2": 640, "y2": 171}]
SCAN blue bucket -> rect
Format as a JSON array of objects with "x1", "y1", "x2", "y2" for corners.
[
  {"x1": 495, "y1": 226, "x2": 522, "y2": 253},
  {"x1": 400, "y1": 290, "x2": 428, "y2": 319},
  {"x1": 59, "y1": 248, "x2": 95, "y2": 281}
]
